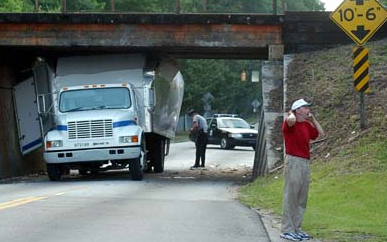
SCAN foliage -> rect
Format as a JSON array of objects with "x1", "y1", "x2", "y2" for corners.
[
  {"x1": 285, "y1": 0, "x2": 325, "y2": 11},
  {"x1": 0, "y1": 0, "x2": 327, "y2": 12},
  {"x1": 178, "y1": 59, "x2": 261, "y2": 117},
  {"x1": 108, "y1": 0, "x2": 173, "y2": 12},
  {"x1": 0, "y1": 0, "x2": 34, "y2": 12}
]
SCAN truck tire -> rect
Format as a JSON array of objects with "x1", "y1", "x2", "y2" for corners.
[
  {"x1": 139, "y1": 135, "x2": 147, "y2": 171},
  {"x1": 46, "y1": 163, "x2": 61, "y2": 181},
  {"x1": 78, "y1": 169, "x2": 88, "y2": 175},
  {"x1": 129, "y1": 158, "x2": 143, "y2": 181},
  {"x1": 153, "y1": 138, "x2": 165, "y2": 173},
  {"x1": 130, "y1": 135, "x2": 145, "y2": 181}
]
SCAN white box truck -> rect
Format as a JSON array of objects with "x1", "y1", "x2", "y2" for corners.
[{"x1": 34, "y1": 54, "x2": 184, "y2": 181}]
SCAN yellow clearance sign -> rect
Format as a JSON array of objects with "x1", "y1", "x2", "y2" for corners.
[{"x1": 330, "y1": 0, "x2": 387, "y2": 46}]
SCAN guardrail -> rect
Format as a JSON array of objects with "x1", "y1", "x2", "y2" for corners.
[{"x1": 11, "y1": 0, "x2": 285, "y2": 14}]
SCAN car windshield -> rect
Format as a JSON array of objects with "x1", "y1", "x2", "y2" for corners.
[
  {"x1": 59, "y1": 87, "x2": 131, "y2": 112},
  {"x1": 218, "y1": 118, "x2": 250, "y2": 129}
]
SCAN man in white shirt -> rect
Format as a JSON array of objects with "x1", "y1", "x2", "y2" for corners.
[{"x1": 188, "y1": 109, "x2": 208, "y2": 168}]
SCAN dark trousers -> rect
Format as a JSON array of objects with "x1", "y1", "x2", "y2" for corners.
[{"x1": 195, "y1": 131, "x2": 208, "y2": 167}]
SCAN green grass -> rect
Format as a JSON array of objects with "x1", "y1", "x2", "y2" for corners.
[
  {"x1": 239, "y1": 169, "x2": 387, "y2": 241},
  {"x1": 239, "y1": 135, "x2": 387, "y2": 242},
  {"x1": 171, "y1": 131, "x2": 190, "y2": 143}
]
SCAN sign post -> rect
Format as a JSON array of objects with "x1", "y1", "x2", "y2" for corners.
[
  {"x1": 353, "y1": 46, "x2": 370, "y2": 93},
  {"x1": 330, "y1": 0, "x2": 387, "y2": 129}
]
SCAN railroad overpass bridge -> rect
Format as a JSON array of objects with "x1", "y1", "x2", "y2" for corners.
[{"x1": 0, "y1": 11, "x2": 385, "y2": 178}]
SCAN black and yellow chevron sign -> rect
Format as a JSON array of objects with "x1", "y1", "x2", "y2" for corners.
[{"x1": 353, "y1": 46, "x2": 370, "y2": 93}]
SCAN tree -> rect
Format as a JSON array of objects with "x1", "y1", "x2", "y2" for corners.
[
  {"x1": 36, "y1": 0, "x2": 105, "y2": 12},
  {"x1": 112, "y1": 0, "x2": 173, "y2": 12},
  {"x1": 0, "y1": 0, "x2": 327, "y2": 13},
  {"x1": 0, "y1": 0, "x2": 34, "y2": 12},
  {"x1": 285, "y1": 0, "x2": 325, "y2": 11},
  {"x1": 179, "y1": 59, "x2": 261, "y2": 117}
]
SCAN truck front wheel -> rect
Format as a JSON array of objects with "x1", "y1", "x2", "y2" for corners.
[
  {"x1": 129, "y1": 158, "x2": 143, "y2": 181},
  {"x1": 46, "y1": 163, "x2": 61, "y2": 181}
]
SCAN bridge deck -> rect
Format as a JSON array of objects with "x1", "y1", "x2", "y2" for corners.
[{"x1": 0, "y1": 11, "x2": 386, "y2": 62}]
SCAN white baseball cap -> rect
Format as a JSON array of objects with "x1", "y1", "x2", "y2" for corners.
[{"x1": 291, "y1": 99, "x2": 312, "y2": 111}]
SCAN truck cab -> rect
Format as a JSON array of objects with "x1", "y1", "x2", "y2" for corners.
[
  {"x1": 43, "y1": 83, "x2": 146, "y2": 181},
  {"x1": 32, "y1": 54, "x2": 183, "y2": 181}
]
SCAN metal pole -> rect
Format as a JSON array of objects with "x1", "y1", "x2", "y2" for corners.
[
  {"x1": 360, "y1": 92, "x2": 366, "y2": 129},
  {"x1": 111, "y1": 0, "x2": 115, "y2": 11},
  {"x1": 175, "y1": 0, "x2": 180, "y2": 14},
  {"x1": 61, "y1": 0, "x2": 67, "y2": 13},
  {"x1": 35, "y1": 0, "x2": 39, "y2": 12},
  {"x1": 273, "y1": 0, "x2": 277, "y2": 15},
  {"x1": 202, "y1": 0, "x2": 207, "y2": 12},
  {"x1": 282, "y1": 0, "x2": 285, "y2": 14}
]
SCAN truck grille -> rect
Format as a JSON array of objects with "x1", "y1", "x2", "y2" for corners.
[{"x1": 68, "y1": 120, "x2": 113, "y2": 139}]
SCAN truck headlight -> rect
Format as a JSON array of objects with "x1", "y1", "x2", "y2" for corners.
[
  {"x1": 46, "y1": 140, "x2": 63, "y2": 148},
  {"x1": 119, "y1": 135, "x2": 139, "y2": 143},
  {"x1": 229, "y1": 133, "x2": 242, "y2": 138}
]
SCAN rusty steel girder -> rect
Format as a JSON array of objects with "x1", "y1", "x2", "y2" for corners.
[
  {"x1": 0, "y1": 23, "x2": 282, "y2": 47},
  {"x1": 0, "y1": 13, "x2": 283, "y2": 59}
]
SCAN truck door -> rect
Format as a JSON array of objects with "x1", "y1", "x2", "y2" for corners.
[{"x1": 13, "y1": 77, "x2": 42, "y2": 155}]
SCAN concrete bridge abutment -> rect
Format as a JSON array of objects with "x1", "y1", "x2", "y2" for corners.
[
  {"x1": 0, "y1": 65, "x2": 45, "y2": 179},
  {"x1": 260, "y1": 45, "x2": 284, "y2": 170}
]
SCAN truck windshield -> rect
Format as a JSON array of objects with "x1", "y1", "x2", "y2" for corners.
[{"x1": 59, "y1": 87, "x2": 131, "y2": 112}]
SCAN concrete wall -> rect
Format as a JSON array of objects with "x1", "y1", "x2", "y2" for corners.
[
  {"x1": 261, "y1": 60, "x2": 284, "y2": 169},
  {"x1": 0, "y1": 65, "x2": 45, "y2": 179}
]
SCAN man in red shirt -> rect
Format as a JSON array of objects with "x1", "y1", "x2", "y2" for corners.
[{"x1": 280, "y1": 99, "x2": 324, "y2": 241}]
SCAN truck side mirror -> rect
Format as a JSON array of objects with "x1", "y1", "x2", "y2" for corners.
[
  {"x1": 37, "y1": 94, "x2": 47, "y2": 114},
  {"x1": 146, "y1": 88, "x2": 156, "y2": 107}
]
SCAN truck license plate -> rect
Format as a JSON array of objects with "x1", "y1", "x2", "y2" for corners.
[{"x1": 74, "y1": 142, "x2": 90, "y2": 148}]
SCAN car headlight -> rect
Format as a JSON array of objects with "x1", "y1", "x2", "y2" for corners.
[
  {"x1": 119, "y1": 135, "x2": 139, "y2": 143},
  {"x1": 46, "y1": 140, "x2": 63, "y2": 148},
  {"x1": 229, "y1": 133, "x2": 242, "y2": 138}
]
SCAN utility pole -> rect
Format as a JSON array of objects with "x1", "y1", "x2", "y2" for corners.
[
  {"x1": 202, "y1": 0, "x2": 207, "y2": 12},
  {"x1": 61, "y1": 0, "x2": 67, "y2": 13},
  {"x1": 111, "y1": 0, "x2": 115, "y2": 12},
  {"x1": 273, "y1": 0, "x2": 277, "y2": 15},
  {"x1": 175, "y1": 0, "x2": 180, "y2": 14},
  {"x1": 35, "y1": 0, "x2": 39, "y2": 12}
]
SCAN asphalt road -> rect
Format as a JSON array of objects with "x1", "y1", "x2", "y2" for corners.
[{"x1": 0, "y1": 142, "x2": 271, "y2": 242}]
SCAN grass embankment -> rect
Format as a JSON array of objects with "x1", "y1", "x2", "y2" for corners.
[
  {"x1": 239, "y1": 39, "x2": 387, "y2": 242},
  {"x1": 240, "y1": 134, "x2": 387, "y2": 241}
]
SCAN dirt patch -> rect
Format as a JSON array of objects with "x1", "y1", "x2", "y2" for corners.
[{"x1": 150, "y1": 165, "x2": 253, "y2": 184}]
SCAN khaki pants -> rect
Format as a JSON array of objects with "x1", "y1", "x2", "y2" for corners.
[{"x1": 281, "y1": 155, "x2": 310, "y2": 233}]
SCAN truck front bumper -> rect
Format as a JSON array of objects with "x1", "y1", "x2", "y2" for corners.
[{"x1": 44, "y1": 146, "x2": 140, "y2": 164}]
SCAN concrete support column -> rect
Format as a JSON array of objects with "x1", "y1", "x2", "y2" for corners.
[
  {"x1": 0, "y1": 65, "x2": 45, "y2": 179},
  {"x1": 0, "y1": 66, "x2": 19, "y2": 178},
  {"x1": 261, "y1": 45, "x2": 284, "y2": 169}
]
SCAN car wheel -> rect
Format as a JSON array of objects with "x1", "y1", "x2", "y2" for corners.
[{"x1": 220, "y1": 138, "x2": 234, "y2": 149}]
